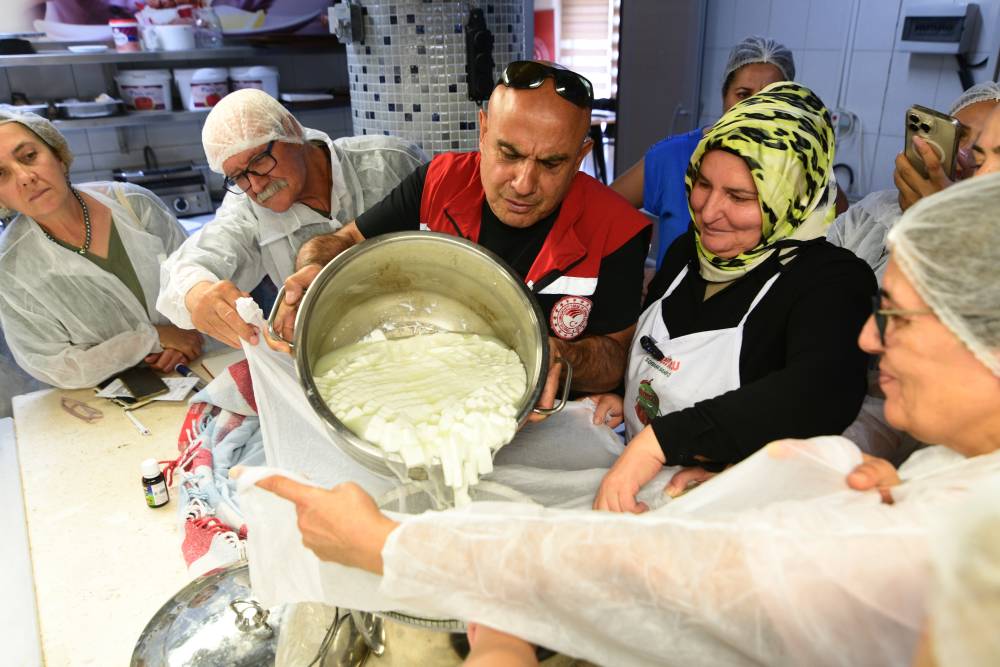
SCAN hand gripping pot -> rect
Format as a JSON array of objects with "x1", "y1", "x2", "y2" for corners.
[{"x1": 268, "y1": 231, "x2": 572, "y2": 481}]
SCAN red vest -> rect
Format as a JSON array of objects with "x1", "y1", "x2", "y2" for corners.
[{"x1": 418, "y1": 151, "x2": 650, "y2": 295}]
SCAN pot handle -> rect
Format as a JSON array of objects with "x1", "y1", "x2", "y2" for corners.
[
  {"x1": 266, "y1": 284, "x2": 294, "y2": 350},
  {"x1": 229, "y1": 599, "x2": 273, "y2": 638},
  {"x1": 532, "y1": 357, "x2": 573, "y2": 417}
]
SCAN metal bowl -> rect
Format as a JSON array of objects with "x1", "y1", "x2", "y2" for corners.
[
  {"x1": 131, "y1": 561, "x2": 284, "y2": 666},
  {"x1": 270, "y1": 231, "x2": 569, "y2": 481}
]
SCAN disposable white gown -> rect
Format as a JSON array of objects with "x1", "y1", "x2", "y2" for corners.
[
  {"x1": 378, "y1": 441, "x2": 1000, "y2": 667},
  {"x1": 826, "y1": 188, "x2": 901, "y2": 284},
  {"x1": 928, "y1": 477, "x2": 1000, "y2": 667},
  {"x1": 157, "y1": 131, "x2": 428, "y2": 329},
  {"x1": 0, "y1": 182, "x2": 187, "y2": 388}
]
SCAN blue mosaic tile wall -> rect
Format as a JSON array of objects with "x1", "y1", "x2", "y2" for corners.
[{"x1": 347, "y1": 1, "x2": 527, "y2": 155}]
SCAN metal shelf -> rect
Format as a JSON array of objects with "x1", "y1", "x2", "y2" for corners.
[
  {"x1": 51, "y1": 101, "x2": 349, "y2": 130},
  {"x1": 0, "y1": 44, "x2": 339, "y2": 67}
]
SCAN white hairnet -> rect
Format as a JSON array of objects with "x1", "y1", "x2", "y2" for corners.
[
  {"x1": 948, "y1": 80, "x2": 1000, "y2": 116},
  {"x1": 928, "y1": 477, "x2": 1000, "y2": 667},
  {"x1": 0, "y1": 110, "x2": 74, "y2": 218},
  {"x1": 722, "y1": 35, "x2": 795, "y2": 93},
  {"x1": 201, "y1": 88, "x2": 305, "y2": 173},
  {"x1": 887, "y1": 172, "x2": 1000, "y2": 376}
]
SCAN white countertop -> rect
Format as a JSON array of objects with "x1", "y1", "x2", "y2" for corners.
[
  {"x1": 0, "y1": 417, "x2": 42, "y2": 667},
  {"x1": 9, "y1": 362, "x2": 230, "y2": 665}
]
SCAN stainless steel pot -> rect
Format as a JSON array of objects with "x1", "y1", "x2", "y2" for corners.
[{"x1": 268, "y1": 231, "x2": 571, "y2": 481}]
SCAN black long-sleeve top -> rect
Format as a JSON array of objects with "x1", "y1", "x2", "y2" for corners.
[{"x1": 647, "y1": 230, "x2": 877, "y2": 466}]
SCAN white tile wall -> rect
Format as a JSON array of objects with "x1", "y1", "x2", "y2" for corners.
[
  {"x1": 705, "y1": 0, "x2": 737, "y2": 49},
  {"x1": 731, "y1": 1, "x2": 773, "y2": 44},
  {"x1": 804, "y1": 2, "x2": 852, "y2": 51},
  {"x1": 871, "y1": 133, "x2": 904, "y2": 192},
  {"x1": 844, "y1": 50, "x2": 893, "y2": 130},
  {"x1": 766, "y1": 0, "x2": 810, "y2": 52},
  {"x1": 699, "y1": 0, "x2": 1000, "y2": 199},
  {"x1": 879, "y1": 52, "x2": 943, "y2": 137},
  {"x1": 796, "y1": 49, "x2": 843, "y2": 113},
  {"x1": 853, "y1": 0, "x2": 903, "y2": 51}
]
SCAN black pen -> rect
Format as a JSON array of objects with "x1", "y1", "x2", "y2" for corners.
[{"x1": 640, "y1": 335, "x2": 666, "y2": 360}]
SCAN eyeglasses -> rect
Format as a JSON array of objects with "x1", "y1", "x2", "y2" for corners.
[
  {"x1": 871, "y1": 293, "x2": 933, "y2": 346},
  {"x1": 498, "y1": 60, "x2": 594, "y2": 109},
  {"x1": 224, "y1": 140, "x2": 278, "y2": 194}
]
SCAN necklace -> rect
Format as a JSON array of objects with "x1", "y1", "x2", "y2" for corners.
[{"x1": 40, "y1": 188, "x2": 91, "y2": 255}]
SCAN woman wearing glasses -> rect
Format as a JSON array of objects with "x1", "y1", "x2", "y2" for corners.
[
  {"x1": 0, "y1": 111, "x2": 200, "y2": 388},
  {"x1": 252, "y1": 172, "x2": 1000, "y2": 667}
]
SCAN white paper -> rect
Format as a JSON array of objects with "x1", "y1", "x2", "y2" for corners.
[
  {"x1": 95, "y1": 376, "x2": 199, "y2": 401},
  {"x1": 95, "y1": 378, "x2": 131, "y2": 399}
]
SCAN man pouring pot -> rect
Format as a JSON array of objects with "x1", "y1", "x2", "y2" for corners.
[{"x1": 271, "y1": 61, "x2": 652, "y2": 411}]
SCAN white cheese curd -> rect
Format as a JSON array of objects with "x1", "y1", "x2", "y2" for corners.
[{"x1": 313, "y1": 332, "x2": 527, "y2": 504}]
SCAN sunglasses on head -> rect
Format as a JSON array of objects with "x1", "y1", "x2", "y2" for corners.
[{"x1": 498, "y1": 60, "x2": 594, "y2": 109}]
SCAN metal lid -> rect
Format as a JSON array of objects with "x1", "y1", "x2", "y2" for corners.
[{"x1": 131, "y1": 561, "x2": 284, "y2": 667}]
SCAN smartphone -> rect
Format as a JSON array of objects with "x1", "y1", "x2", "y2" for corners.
[
  {"x1": 904, "y1": 105, "x2": 963, "y2": 180},
  {"x1": 117, "y1": 365, "x2": 169, "y2": 403}
]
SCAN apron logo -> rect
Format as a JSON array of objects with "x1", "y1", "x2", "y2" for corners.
[
  {"x1": 644, "y1": 354, "x2": 681, "y2": 374},
  {"x1": 634, "y1": 379, "x2": 662, "y2": 426},
  {"x1": 550, "y1": 295, "x2": 592, "y2": 340}
]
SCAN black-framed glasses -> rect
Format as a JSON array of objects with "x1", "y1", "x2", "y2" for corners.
[
  {"x1": 224, "y1": 140, "x2": 278, "y2": 194},
  {"x1": 498, "y1": 60, "x2": 594, "y2": 109},
  {"x1": 871, "y1": 293, "x2": 933, "y2": 345}
]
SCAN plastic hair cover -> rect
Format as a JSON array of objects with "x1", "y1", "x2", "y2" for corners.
[
  {"x1": 887, "y1": 171, "x2": 1000, "y2": 376},
  {"x1": 0, "y1": 110, "x2": 74, "y2": 218},
  {"x1": 722, "y1": 35, "x2": 796, "y2": 93},
  {"x1": 948, "y1": 80, "x2": 1000, "y2": 116},
  {"x1": 201, "y1": 88, "x2": 305, "y2": 173}
]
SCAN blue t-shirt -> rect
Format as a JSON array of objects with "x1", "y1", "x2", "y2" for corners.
[{"x1": 643, "y1": 128, "x2": 703, "y2": 268}]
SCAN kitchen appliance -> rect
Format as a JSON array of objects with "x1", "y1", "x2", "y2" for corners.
[
  {"x1": 114, "y1": 164, "x2": 213, "y2": 217},
  {"x1": 267, "y1": 231, "x2": 572, "y2": 484}
]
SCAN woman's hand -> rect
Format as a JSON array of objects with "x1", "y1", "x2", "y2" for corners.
[
  {"x1": 894, "y1": 136, "x2": 955, "y2": 211},
  {"x1": 664, "y1": 466, "x2": 720, "y2": 498},
  {"x1": 846, "y1": 454, "x2": 901, "y2": 504},
  {"x1": 587, "y1": 393, "x2": 624, "y2": 428},
  {"x1": 147, "y1": 324, "x2": 203, "y2": 371},
  {"x1": 253, "y1": 477, "x2": 398, "y2": 574},
  {"x1": 465, "y1": 623, "x2": 539, "y2": 667},
  {"x1": 593, "y1": 425, "x2": 666, "y2": 513}
]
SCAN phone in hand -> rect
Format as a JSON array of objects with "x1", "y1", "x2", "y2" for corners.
[{"x1": 904, "y1": 105, "x2": 963, "y2": 180}]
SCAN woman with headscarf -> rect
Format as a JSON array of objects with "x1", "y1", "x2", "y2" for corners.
[
  {"x1": 249, "y1": 170, "x2": 1000, "y2": 667},
  {"x1": 592, "y1": 81, "x2": 876, "y2": 511},
  {"x1": 0, "y1": 110, "x2": 200, "y2": 388},
  {"x1": 612, "y1": 35, "x2": 814, "y2": 267}
]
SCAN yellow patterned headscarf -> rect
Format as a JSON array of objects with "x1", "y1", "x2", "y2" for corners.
[{"x1": 685, "y1": 81, "x2": 836, "y2": 282}]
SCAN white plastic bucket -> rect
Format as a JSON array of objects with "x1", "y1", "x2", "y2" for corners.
[
  {"x1": 229, "y1": 66, "x2": 280, "y2": 98},
  {"x1": 174, "y1": 67, "x2": 229, "y2": 111},
  {"x1": 115, "y1": 69, "x2": 173, "y2": 111}
]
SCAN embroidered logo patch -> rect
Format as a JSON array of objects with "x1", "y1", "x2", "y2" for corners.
[
  {"x1": 550, "y1": 295, "x2": 592, "y2": 340},
  {"x1": 634, "y1": 379, "x2": 661, "y2": 426}
]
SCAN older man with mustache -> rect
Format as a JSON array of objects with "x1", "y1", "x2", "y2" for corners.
[{"x1": 157, "y1": 89, "x2": 427, "y2": 348}]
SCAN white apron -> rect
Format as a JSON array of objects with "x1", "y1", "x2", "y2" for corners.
[{"x1": 624, "y1": 265, "x2": 780, "y2": 439}]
